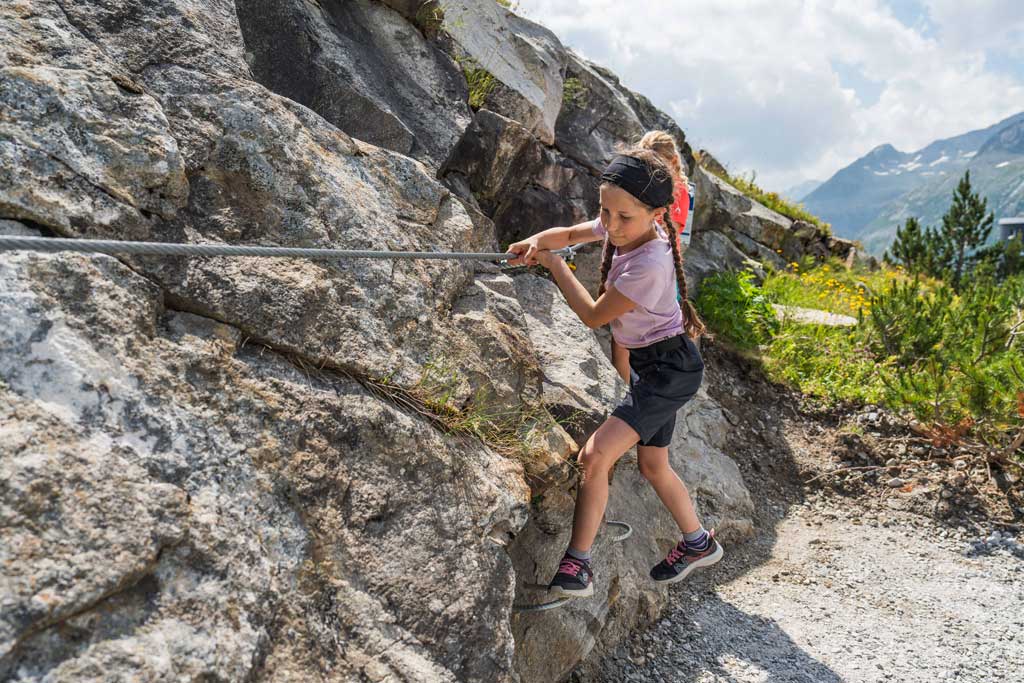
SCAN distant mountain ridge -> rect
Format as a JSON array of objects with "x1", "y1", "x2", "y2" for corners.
[
  {"x1": 783, "y1": 179, "x2": 823, "y2": 202},
  {"x1": 804, "y1": 112, "x2": 1024, "y2": 254}
]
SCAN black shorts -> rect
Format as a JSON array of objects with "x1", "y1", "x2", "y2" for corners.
[{"x1": 612, "y1": 334, "x2": 704, "y2": 448}]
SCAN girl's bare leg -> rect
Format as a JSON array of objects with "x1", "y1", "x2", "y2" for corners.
[
  {"x1": 611, "y1": 340, "x2": 630, "y2": 383},
  {"x1": 569, "y1": 416, "x2": 641, "y2": 552},
  {"x1": 636, "y1": 445, "x2": 701, "y2": 534}
]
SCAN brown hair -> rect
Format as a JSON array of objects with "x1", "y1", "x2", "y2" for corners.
[
  {"x1": 598, "y1": 148, "x2": 705, "y2": 339},
  {"x1": 639, "y1": 130, "x2": 689, "y2": 186}
]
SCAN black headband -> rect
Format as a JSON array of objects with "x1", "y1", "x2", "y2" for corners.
[{"x1": 600, "y1": 155, "x2": 674, "y2": 208}]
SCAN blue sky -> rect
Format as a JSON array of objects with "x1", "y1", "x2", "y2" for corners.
[{"x1": 515, "y1": 0, "x2": 1024, "y2": 191}]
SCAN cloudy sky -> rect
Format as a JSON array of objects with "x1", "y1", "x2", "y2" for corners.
[{"x1": 515, "y1": 0, "x2": 1024, "y2": 192}]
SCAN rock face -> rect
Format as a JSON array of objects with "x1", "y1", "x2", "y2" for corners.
[
  {"x1": 443, "y1": 109, "x2": 598, "y2": 244},
  {"x1": 0, "y1": 1, "x2": 789, "y2": 681}
]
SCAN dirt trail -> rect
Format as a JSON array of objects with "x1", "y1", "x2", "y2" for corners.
[
  {"x1": 576, "y1": 343, "x2": 1024, "y2": 683},
  {"x1": 585, "y1": 501, "x2": 1023, "y2": 682}
]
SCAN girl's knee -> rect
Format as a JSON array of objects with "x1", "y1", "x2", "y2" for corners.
[
  {"x1": 578, "y1": 441, "x2": 616, "y2": 477},
  {"x1": 638, "y1": 457, "x2": 670, "y2": 481},
  {"x1": 637, "y1": 447, "x2": 671, "y2": 481}
]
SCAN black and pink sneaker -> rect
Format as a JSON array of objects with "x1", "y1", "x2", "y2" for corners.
[
  {"x1": 548, "y1": 554, "x2": 594, "y2": 598},
  {"x1": 650, "y1": 530, "x2": 724, "y2": 584}
]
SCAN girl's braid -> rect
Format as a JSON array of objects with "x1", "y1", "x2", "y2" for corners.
[
  {"x1": 598, "y1": 237, "x2": 615, "y2": 297},
  {"x1": 662, "y1": 210, "x2": 706, "y2": 339}
]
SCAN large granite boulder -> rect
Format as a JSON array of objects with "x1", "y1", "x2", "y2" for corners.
[
  {"x1": 513, "y1": 274, "x2": 627, "y2": 444},
  {"x1": 692, "y1": 166, "x2": 795, "y2": 270},
  {"x1": 2, "y1": 0, "x2": 491, "y2": 389},
  {"x1": 0, "y1": 245, "x2": 531, "y2": 681}
]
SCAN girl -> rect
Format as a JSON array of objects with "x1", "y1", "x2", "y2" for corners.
[
  {"x1": 610, "y1": 131, "x2": 693, "y2": 383},
  {"x1": 507, "y1": 149, "x2": 722, "y2": 597}
]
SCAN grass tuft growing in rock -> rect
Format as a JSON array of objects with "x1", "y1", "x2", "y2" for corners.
[
  {"x1": 455, "y1": 55, "x2": 497, "y2": 110},
  {"x1": 562, "y1": 76, "x2": 587, "y2": 106},
  {"x1": 413, "y1": 2, "x2": 445, "y2": 35},
  {"x1": 356, "y1": 357, "x2": 579, "y2": 467}
]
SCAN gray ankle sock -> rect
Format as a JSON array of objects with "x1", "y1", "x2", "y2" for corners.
[
  {"x1": 683, "y1": 526, "x2": 709, "y2": 549},
  {"x1": 566, "y1": 546, "x2": 592, "y2": 561}
]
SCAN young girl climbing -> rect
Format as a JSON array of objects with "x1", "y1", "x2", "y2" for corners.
[
  {"x1": 507, "y1": 149, "x2": 722, "y2": 598},
  {"x1": 609, "y1": 130, "x2": 693, "y2": 383}
]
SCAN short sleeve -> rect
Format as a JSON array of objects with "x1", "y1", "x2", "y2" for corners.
[
  {"x1": 591, "y1": 216, "x2": 607, "y2": 238},
  {"x1": 610, "y1": 258, "x2": 667, "y2": 310}
]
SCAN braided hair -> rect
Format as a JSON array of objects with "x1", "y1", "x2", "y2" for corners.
[{"x1": 598, "y1": 149, "x2": 706, "y2": 339}]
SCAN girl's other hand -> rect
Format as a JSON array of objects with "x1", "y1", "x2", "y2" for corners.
[
  {"x1": 536, "y1": 249, "x2": 562, "y2": 270},
  {"x1": 506, "y1": 237, "x2": 540, "y2": 266}
]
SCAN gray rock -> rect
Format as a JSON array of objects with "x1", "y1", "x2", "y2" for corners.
[
  {"x1": 51, "y1": 0, "x2": 250, "y2": 78},
  {"x1": 697, "y1": 150, "x2": 729, "y2": 178},
  {"x1": 0, "y1": 250, "x2": 529, "y2": 681},
  {"x1": 0, "y1": 395, "x2": 188, "y2": 662},
  {"x1": 692, "y1": 167, "x2": 792, "y2": 269},
  {"x1": 236, "y1": 0, "x2": 472, "y2": 171},
  {"x1": 0, "y1": 60, "x2": 188, "y2": 236},
  {"x1": 439, "y1": 0, "x2": 567, "y2": 145},
  {"x1": 513, "y1": 273, "x2": 626, "y2": 443},
  {"x1": 555, "y1": 51, "x2": 686, "y2": 174},
  {"x1": 683, "y1": 228, "x2": 763, "y2": 298},
  {"x1": 443, "y1": 108, "x2": 599, "y2": 243},
  {"x1": 4, "y1": 0, "x2": 488, "y2": 386}
]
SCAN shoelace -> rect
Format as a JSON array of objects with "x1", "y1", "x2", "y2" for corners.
[
  {"x1": 665, "y1": 543, "x2": 686, "y2": 566},
  {"x1": 558, "y1": 557, "x2": 584, "y2": 576}
]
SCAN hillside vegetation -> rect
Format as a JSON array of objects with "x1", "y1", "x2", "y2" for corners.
[{"x1": 697, "y1": 174, "x2": 1024, "y2": 468}]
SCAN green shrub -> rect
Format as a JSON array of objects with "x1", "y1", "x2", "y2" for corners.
[
  {"x1": 864, "y1": 273, "x2": 1024, "y2": 434},
  {"x1": 696, "y1": 270, "x2": 779, "y2": 349},
  {"x1": 763, "y1": 322, "x2": 887, "y2": 406},
  {"x1": 714, "y1": 259, "x2": 1022, "y2": 457}
]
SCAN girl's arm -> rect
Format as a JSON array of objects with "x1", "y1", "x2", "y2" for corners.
[
  {"x1": 506, "y1": 220, "x2": 603, "y2": 266},
  {"x1": 537, "y1": 250, "x2": 635, "y2": 329}
]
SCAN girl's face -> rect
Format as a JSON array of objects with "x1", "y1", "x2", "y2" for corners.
[{"x1": 599, "y1": 184, "x2": 663, "y2": 249}]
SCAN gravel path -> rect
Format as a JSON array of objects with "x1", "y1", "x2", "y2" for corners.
[
  {"x1": 772, "y1": 304, "x2": 858, "y2": 327},
  {"x1": 585, "y1": 500, "x2": 1024, "y2": 682}
]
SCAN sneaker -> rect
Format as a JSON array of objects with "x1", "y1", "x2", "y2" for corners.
[
  {"x1": 548, "y1": 554, "x2": 594, "y2": 598},
  {"x1": 650, "y1": 530, "x2": 724, "y2": 584}
]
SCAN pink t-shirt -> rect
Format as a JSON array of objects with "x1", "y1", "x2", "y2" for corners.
[{"x1": 592, "y1": 218, "x2": 684, "y2": 348}]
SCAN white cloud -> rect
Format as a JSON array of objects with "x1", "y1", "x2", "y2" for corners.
[
  {"x1": 515, "y1": 0, "x2": 1024, "y2": 190},
  {"x1": 922, "y1": 0, "x2": 1024, "y2": 50}
]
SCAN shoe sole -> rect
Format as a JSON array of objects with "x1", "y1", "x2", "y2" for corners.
[
  {"x1": 653, "y1": 543, "x2": 724, "y2": 585},
  {"x1": 547, "y1": 583, "x2": 595, "y2": 599}
]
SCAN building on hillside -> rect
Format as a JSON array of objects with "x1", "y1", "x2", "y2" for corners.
[{"x1": 999, "y1": 217, "x2": 1024, "y2": 241}]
